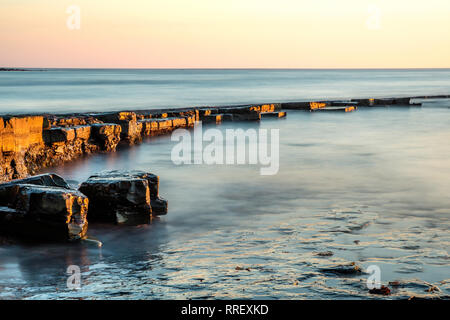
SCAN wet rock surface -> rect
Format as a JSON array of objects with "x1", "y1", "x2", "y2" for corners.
[
  {"x1": 0, "y1": 174, "x2": 88, "y2": 241},
  {"x1": 0, "y1": 170, "x2": 169, "y2": 240},
  {"x1": 369, "y1": 285, "x2": 392, "y2": 295},
  {"x1": 78, "y1": 170, "x2": 167, "y2": 225},
  {"x1": 0, "y1": 173, "x2": 70, "y2": 190}
]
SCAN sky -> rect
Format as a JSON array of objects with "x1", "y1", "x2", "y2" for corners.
[{"x1": 0, "y1": 0, "x2": 449, "y2": 68}]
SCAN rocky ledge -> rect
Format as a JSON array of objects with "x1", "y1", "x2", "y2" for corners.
[
  {"x1": 0, "y1": 174, "x2": 88, "y2": 241},
  {"x1": 1, "y1": 95, "x2": 434, "y2": 183},
  {"x1": 0, "y1": 103, "x2": 283, "y2": 183},
  {"x1": 0, "y1": 171, "x2": 167, "y2": 241},
  {"x1": 79, "y1": 170, "x2": 167, "y2": 225}
]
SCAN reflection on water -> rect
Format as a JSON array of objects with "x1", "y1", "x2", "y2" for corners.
[{"x1": 1, "y1": 100, "x2": 450, "y2": 299}]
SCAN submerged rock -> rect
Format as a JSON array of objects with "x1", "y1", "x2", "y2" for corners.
[
  {"x1": 78, "y1": 170, "x2": 167, "y2": 225},
  {"x1": 369, "y1": 285, "x2": 391, "y2": 295},
  {"x1": 319, "y1": 262, "x2": 362, "y2": 275},
  {"x1": 315, "y1": 251, "x2": 334, "y2": 257}
]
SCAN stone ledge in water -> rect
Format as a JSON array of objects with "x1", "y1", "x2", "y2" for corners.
[
  {"x1": 78, "y1": 170, "x2": 168, "y2": 225},
  {"x1": 311, "y1": 106, "x2": 357, "y2": 113},
  {"x1": 0, "y1": 173, "x2": 71, "y2": 191},
  {"x1": 202, "y1": 114, "x2": 222, "y2": 123},
  {"x1": 0, "y1": 182, "x2": 88, "y2": 241},
  {"x1": 89, "y1": 123, "x2": 122, "y2": 151},
  {"x1": 232, "y1": 110, "x2": 261, "y2": 121},
  {"x1": 94, "y1": 112, "x2": 143, "y2": 144},
  {"x1": 319, "y1": 262, "x2": 363, "y2": 276},
  {"x1": 261, "y1": 111, "x2": 287, "y2": 118}
]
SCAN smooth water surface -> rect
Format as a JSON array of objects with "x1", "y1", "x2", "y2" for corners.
[{"x1": 1, "y1": 69, "x2": 450, "y2": 114}]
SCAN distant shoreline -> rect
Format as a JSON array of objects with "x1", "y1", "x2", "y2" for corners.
[
  {"x1": 0, "y1": 68, "x2": 46, "y2": 72},
  {"x1": 1, "y1": 67, "x2": 450, "y2": 71}
]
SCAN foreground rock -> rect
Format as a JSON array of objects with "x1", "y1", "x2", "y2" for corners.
[
  {"x1": 0, "y1": 174, "x2": 88, "y2": 241},
  {"x1": 79, "y1": 170, "x2": 168, "y2": 225}
]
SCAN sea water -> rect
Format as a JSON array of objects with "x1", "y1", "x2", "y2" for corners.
[{"x1": 0, "y1": 69, "x2": 449, "y2": 299}]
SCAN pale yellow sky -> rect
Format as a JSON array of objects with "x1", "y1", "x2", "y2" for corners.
[{"x1": 0, "y1": 0, "x2": 449, "y2": 68}]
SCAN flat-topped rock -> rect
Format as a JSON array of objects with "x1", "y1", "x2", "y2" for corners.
[
  {"x1": 0, "y1": 173, "x2": 70, "y2": 190},
  {"x1": 232, "y1": 110, "x2": 261, "y2": 121},
  {"x1": 43, "y1": 127, "x2": 76, "y2": 144},
  {"x1": 202, "y1": 114, "x2": 222, "y2": 123},
  {"x1": 0, "y1": 183, "x2": 88, "y2": 241},
  {"x1": 94, "y1": 112, "x2": 142, "y2": 144},
  {"x1": 78, "y1": 170, "x2": 168, "y2": 225},
  {"x1": 311, "y1": 106, "x2": 357, "y2": 113},
  {"x1": 261, "y1": 111, "x2": 287, "y2": 118}
]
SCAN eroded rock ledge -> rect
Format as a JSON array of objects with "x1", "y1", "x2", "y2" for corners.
[
  {"x1": 0, "y1": 103, "x2": 284, "y2": 182},
  {"x1": 0, "y1": 96, "x2": 441, "y2": 183}
]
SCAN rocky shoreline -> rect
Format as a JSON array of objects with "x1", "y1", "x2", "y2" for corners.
[{"x1": 0, "y1": 95, "x2": 447, "y2": 242}]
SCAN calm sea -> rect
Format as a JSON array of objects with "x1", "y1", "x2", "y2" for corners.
[
  {"x1": 0, "y1": 69, "x2": 450, "y2": 114},
  {"x1": 0, "y1": 69, "x2": 449, "y2": 299}
]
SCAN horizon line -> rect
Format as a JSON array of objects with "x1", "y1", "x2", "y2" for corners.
[{"x1": 3, "y1": 67, "x2": 450, "y2": 70}]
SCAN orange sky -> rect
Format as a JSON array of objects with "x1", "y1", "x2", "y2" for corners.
[{"x1": 1, "y1": 0, "x2": 449, "y2": 68}]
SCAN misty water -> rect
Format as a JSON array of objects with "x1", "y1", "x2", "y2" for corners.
[
  {"x1": 1, "y1": 68, "x2": 450, "y2": 114},
  {"x1": 0, "y1": 69, "x2": 449, "y2": 299}
]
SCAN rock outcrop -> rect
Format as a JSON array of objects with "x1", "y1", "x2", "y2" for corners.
[
  {"x1": 78, "y1": 170, "x2": 168, "y2": 225},
  {"x1": 0, "y1": 174, "x2": 88, "y2": 241},
  {"x1": 0, "y1": 104, "x2": 287, "y2": 182},
  {"x1": 0, "y1": 170, "x2": 170, "y2": 241}
]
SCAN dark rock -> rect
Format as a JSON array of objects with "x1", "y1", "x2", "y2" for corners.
[
  {"x1": 315, "y1": 251, "x2": 334, "y2": 257},
  {"x1": 202, "y1": 114, "x2": 222, "y2": 123},
  {"x1": 232, "y1": 110, "x2": 261, "y2": 121},
  {"x1": 78, "y1": 170, "x2": 168, "y2": 224},
  {"x1": 43, "y1": 127, "x2": 75, "y2": 144},
  {"x1": 0, "y1": 174, "x2": 70, "y2": 200},
  {"x1": 280, "y1": 101, "x2": 311, "y2": 110},
  {"x1": 0, "y1": 184, "x2": 88, "y2": 241},
  {"x1": 221, "y1": 114, "x2": 234, "y2": 121},
  {"x1": 261, "y1": 111, "x2": 287, "y2": 118},
  {"x1": 351, "y1": 98, "x2": 375, "y2": 106},
  {"x1": 369, "y1": 285, "x2": 391, "y2": 295},
  {"x1": 150, "y1": 197, "x2": 168, "y2": 216},
  {"x1": 311, "y1": 106, "x2": 356, "y2": 113},
  {"x1": 319, "y1": 262, "x2": 362, "y2": 275}
]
